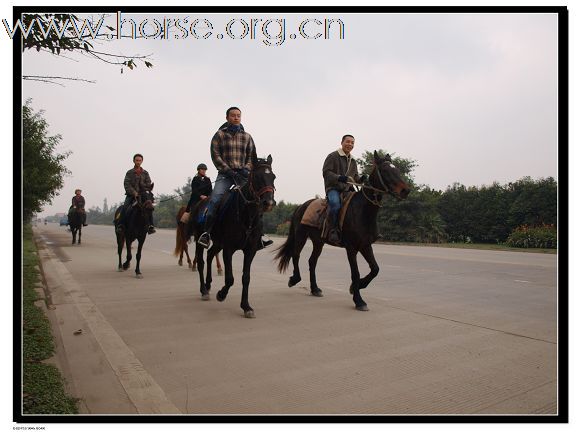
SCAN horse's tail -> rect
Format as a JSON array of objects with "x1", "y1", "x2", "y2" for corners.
[
  {"x1": 275, "y1": 202, "x2": 309, "y2": 273},
  {"x1": 174, "y1": 206, "x2": 187, "y2": 257}
]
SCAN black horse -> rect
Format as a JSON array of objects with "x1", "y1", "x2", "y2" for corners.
[
  {"x1": 68, "y1": 208, "x2": 84, "y2": 245},
  {"x1": 275, "y1": 151, "x2": 411, "y2": 311},
  {"x1": 114, "y1": 186, "x2": 155, "y2": 277},
  {"x1": 188, "y1": 155, "x2": 276, "y2": 318}
]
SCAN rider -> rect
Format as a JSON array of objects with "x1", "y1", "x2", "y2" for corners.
[
  {"x1": 197, "y1": 107, "x2": 273, "y2": 250},
  {"x1": 185, "y1": 163, "x2": 212, "y2": 213},
  {"x1": 116, "y1": 153, "x2": 156, "y2": 235},
  {"x1": 69, "y1": 189, "x2": 88, "y2": 226},
  {"x1": 322, "y1": 134, "x2": 366, "y2": 245}
]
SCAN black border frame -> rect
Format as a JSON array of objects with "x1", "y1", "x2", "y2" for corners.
[{"x1": 13, "y1": 4, "x2": 569, "y2": 424}]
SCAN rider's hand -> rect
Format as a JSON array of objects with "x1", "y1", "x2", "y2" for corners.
[
  {"x1": 240, "y1": 168, "x2": 250, "y2": 179},
  {"x1": 226, "y1": 169, "x2": 237, "y2": 180},
  {"x1": 200, "y1": 195, "x2": 207, "y2": 200},
  {"x1": 338, "y1": 175, "x2": 348, "y2": 183}
]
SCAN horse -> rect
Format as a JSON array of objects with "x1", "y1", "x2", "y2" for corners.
[
  {"x1": 114, "y1": 186, "x2": 155, "y2": 277},
  {"x1": 188, "y1": 154, "x2": 276, "y2": 318},
  {"x1": 274, "y1": 151, "x2": 411, "y2": 311},
  {"x1": 68, "y1": 208, "x2": 84, "y2": 245},
  {"x1": 174, "y1": 205, "x2": 223, "y2": 274}
]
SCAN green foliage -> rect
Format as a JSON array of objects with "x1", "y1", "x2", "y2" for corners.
[
  {"x1": 506, "y1": 224, "x2": 557, "y2": 249},
  {"x1": 276, "y1": 221, "x2": 291, "y2": 236},
  {"x1": 262, "y1": 200, "x2": 299, "y2": 234},
  {"x1": 22, "y1": 224, "x2": 79, "y2": 414},
  {"x1": 356, "y1": 149, "x2": 417, "y2": 186},
  {"x1": 23, "y1": 100, "x2": 71, "y2": 222}
]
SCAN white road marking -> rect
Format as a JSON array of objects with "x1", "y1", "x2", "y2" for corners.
[
  {"x1": 514, "y1": 279, "x2": 531, "y2": 283},
  {"x1": 161, "y1": 250, "x2": 172, "y2": 255}
]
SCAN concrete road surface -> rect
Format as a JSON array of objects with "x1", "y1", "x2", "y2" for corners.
[{"x1": 31, "y1": 223, "x2": 558, "y2": 415}]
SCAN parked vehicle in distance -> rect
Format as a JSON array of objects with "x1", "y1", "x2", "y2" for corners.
[{"x1": 59, "y1": 217, "x2": 68, "y2": 226}]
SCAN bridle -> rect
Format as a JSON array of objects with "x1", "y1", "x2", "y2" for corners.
[
  {"x1": 236, "y1": 164, "x2": 276, "y2": 204},
  {"x1": 357, "y1": 162, "x2": 403, "y2": 207}
]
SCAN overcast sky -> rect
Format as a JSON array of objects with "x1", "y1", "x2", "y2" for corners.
[{"x1": 21, "y1": 11, "x2": 559, "y2": 216}]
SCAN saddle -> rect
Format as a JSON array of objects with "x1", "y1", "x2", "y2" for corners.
[
  {"x1": 300, "y1": 192, "x2": 357, "y2": 237},
  {"x1": 194, "y1": 190, "x2": 237, "y2": 225}
]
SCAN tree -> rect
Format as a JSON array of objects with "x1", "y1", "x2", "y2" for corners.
[
  {"x1": 16, "y1": 13, "x2": 153, "y2": 85},
  {"x1": 23, "y1": 99, "x2": 71, "y2": 222}
]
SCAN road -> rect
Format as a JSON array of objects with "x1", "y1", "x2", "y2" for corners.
[{"x1": 32, "y1": 223, "x2": 558, "y2": 415}]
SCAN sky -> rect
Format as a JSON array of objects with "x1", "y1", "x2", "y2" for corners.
[{"x1": 18, "y1": 11, "x2": 559, "y2": 217}]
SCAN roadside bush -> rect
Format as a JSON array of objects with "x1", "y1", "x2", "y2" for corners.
[
  {"x1": 276, "y1": 221, "x2": 290, "y2": 236},
  {"x1": 505, "y1": 224, "x2": 557, "y2": 249}
]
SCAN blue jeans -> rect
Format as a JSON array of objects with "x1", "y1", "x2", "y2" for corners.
[
  {"x1": 327, "y1": 189, "x2": 341, "y2": 225},
  {"x1": 206, "y1": 171, "x2": 248, "y2": 216}
]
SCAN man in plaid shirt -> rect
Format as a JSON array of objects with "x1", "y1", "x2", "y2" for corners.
[{"x1": 198, "y1": 107, "x2": 272, "y2": 250}]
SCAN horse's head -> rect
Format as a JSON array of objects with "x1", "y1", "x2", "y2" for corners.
[
  {"x1": 370, "y1": 151, "x2": 411, "y2": 200},
  {"x1": 249, "y1": 154, "x2": 276, "y2": 212},
  {"x1": 139, "y1": 183, "x2": 155, "y2": 211}
]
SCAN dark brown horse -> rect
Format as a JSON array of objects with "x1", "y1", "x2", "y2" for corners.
[
  {"x1": 174, "y1": 205, "x2": 222, "y2": 274},
  {"x1": 275, "y1": 151, "x2": 411, "y2": 311},
  {"x1": 114, "y1": 187, "x2": 155, "y2": 277},
  {"x1": 188, "y1": 155, "x2": 276, "y2": 318},
  {"x1": 68, "y1": 208, "x2": 84, "y2": 245}
]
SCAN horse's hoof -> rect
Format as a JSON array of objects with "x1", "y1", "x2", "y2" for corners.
[
  {"x1": 311, "y1": 289, "x2": 323, "y2": 297},
  {"x1": 201, "y1": 293, "x2": 210, "y2": 301},
  {"x1": 192, "y1": 266, "x2": 197, "y2": 271},
  {"x1": 136, "y1": 274, "x2": 143, "y2": 279},
  {"x1": 244, "y1": 310, "x2": 255, "y2": 319},
  {"x1": 349, "y1": 284, "x2": 354, "y2": 295},
  {"x1": 216, "y1": 291, "x2": 226, "y2": 302},
  {"x1": 178, "y1": 261, "x2": 183, "y2": 266},
  {"x1": 288, "y1": 276, "x2": 301, "y2": 287},
  {"x1": 356, "y1": 305, "x2": 369, "y2": 311},
  {"x1": 217, "y1": 270, "x2": 223, "y2": 276}
]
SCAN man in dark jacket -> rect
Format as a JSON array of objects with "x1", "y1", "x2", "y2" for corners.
[
  {"x1": 186, "y1": 163, "x2": 212, "y2": 213},
  {"x1": 116, "y1": 153, "x2": 156, "y2": 234},
  {"x1": 322, "y1": 134, "x2": 366, "y2": 245},
  {"x1": 69, "y1": 189, "x2": 87, "y2": 226}
]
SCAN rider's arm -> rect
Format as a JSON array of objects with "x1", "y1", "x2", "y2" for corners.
[{"x1": 210, "y1": 132, "x2": 230, "y2": 173}]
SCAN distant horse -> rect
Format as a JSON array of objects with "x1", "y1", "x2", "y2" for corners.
[
  {"x1": 114, "y1": 186, "x2": 155, "y2": 277},
  {"x1": 174, "y1": 205, "x2": 222, "y2": 274},
  {"x1": 275, "y1": 151, "x2": 411, "y2": 311},
  {"x1": 68, "y1": 208, "x2": 84, "y2": 245},
  {"x1": 188, "y1": 154, "x2": 276, "y2": 318}
]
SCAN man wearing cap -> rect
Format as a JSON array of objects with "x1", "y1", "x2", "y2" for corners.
[
  {"x1": 322, "y1": 134, "x2": 366, "y2": 246},
  {"x1": 186, "y1": 163, "x2": 213, "y2": 213},
  {"x1": 70, "y1": 189, "x2": 87, "y2": 226},
  {"x1": 197, "y1": 106, "x2": 273, "y2": 250},
  {"x1": 116, "y1": 153, "x2": 156, "y2": 235}
]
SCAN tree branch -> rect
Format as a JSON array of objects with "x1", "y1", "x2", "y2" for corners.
[{"x1": 23, "y1": 75, "x2": 96, "y2": 84}]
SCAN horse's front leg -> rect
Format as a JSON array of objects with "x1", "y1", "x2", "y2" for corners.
[
  {"x1": 288, "y1": 226, "x2": 308, "y2": 287},
  {"x1": 240, "y1": 248, "x2": 257, "y2": 318},
  {"x1": 184, "y1": 242, "x2": 192, "y2": 268},
  {"x1": 123, "y1": 238, "x2": 132, "y2": 270},
  {"x1": 355, "y1": 244, "x2": 379, "y2": 291},
  {"x1": 134, "y1": 236, "x2": 145, "y2": 277},
  {"x1": 346, "y1": 247, "x2": 368, "y2": 311},
  {"x1": 71, "y1": 228, "x2": 76, "y2": 244},
  {"x1": 78, "y1": 226, "x2": 81, "y2": 244},
  {"x1": 216, "y1": 249, "x2": 234, "y2": 303}
]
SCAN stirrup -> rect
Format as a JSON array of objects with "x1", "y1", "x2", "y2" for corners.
[
  {"x1": 258, "y1": 236, "x2": 273, "y2": 250},
  {"x1": 198, "y1": 232, "x2": 211, "y2": 248},
  {"x1": 148, "y1": 226, "x2": 156, "y2": 234}
]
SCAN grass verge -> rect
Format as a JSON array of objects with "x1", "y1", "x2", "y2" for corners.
[
  {"x1": 22, "y1": 223, "x2": 79, "y2": 414},
  {"x1": 378, "y1": 240, "x2": 557, "y2": 254}
]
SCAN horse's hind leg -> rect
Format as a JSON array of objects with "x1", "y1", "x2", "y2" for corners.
[
  {"x1": 117, "y1": 234, "x2": 124, "y2": 270},
  {"x1": 123, "y1": 239, "x2": 132, "y2": 270},
  {"x1": 71, "y1": 229, "x2": 76, "y2": 244},
  {"x1": 205, "y1": 245, "x2": 218, "y2": 292},
  {"x1": 195, "y1": 244, "x2": 208, "y2": 299},
  {"x1": 216, "y1": 249, "x2": 234, "y2": 302},
  {"x1": 346, "y1": 247, "x2": 368, "y2": 311},
  {"x1": 288, "y1": 226, "x2": 308, "y2": 287},
  {"x1": 216, "y1": 253, "x2": 223, "y2": 275},
  {"x1": 135, "y1": 238, "x2": 144, "y2": 277},
  {"x1": 78, "y1": 227, "x2": 81, "y2": 244},
  {"x1": 308, "y1": 238, "x2": 324, "y2": 297},
  {"x1": 184, "y1": 243, "x2": 192, "y2": 268}
]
